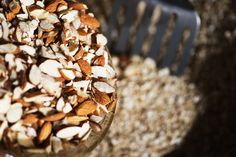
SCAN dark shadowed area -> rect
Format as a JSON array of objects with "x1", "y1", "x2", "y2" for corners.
[{"x1": 165, "y1": 0, "x2": 236, "y2": 156}]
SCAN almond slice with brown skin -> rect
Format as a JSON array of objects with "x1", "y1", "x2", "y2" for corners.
[
  {"x1": 9, "y1": 1, "x2": 21, "y2": 14},
  {"x1": 23, "y1": 114, "x2": 38, "y2": 125},
  {"x1": 69, "y1": 2, "x2": 88, "y2": 10},
  {"x1": 94, "y1": 56, "x2": 105, "y2": 66},
  {"x1": 6, "y1": 12, "x2": 16, "y2": 21},
  {"x1": 107, "y1": 99, "x2": 117, "y2": 112},
  {"x1": 59, "y1": 69, "x2": 75, "y2": 80},
  {"x1": 93, "y1": 82, "x2": 115, "y2": 93},
  {"x1": 45, "y1": 0, "x2": 67, "y2": 13},
  {"x1": 77, "y1": 28, "x2": 87, "y2": 36},
  {"x1": 65, "y1": 116, "x2": 88, "y2": 125},
  {"x1": 77, "y1": 59, "x2": 91, "y2": 75},
  {"x1": 0, "y1": 44, "x2": 19, "y2": 54},
  {"x1": 75, "y1": 100, "x2": 97, "y2": 116},
  {"x1": 39, "y1": 60, "x2": 62, "y2": 77},
  {"x1": 94, "y1": 89, "x2": 111, "y2": 106},
  {"x1": 38, "y1": 122, "x2": 52, "y2": 142},
  {"x1": 80, "y1": 14, "x2": 100, "y2": 29},
  {"x1": 42, "y1": 112, "x2": 66, "y2": 121}
]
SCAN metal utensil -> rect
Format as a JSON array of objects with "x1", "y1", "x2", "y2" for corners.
[{"x1": 107, "y1": 0, "x2": 200, "y2": 75}]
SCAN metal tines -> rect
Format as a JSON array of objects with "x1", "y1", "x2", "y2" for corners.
[{"x1": 107, "y1": 0, "x2": 200, "y2": 75}]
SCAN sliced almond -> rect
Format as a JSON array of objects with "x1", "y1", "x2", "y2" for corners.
[
  {"x1": 6, "y1": 103, "x2": 23, "y2": 123},
  {"x1": 29, "y1": 6, "x2": 49, "y2": 19},
  {"x1": 19, "y1": 0, "x2": 35, "y2": 6},
  {"x1": 24, "y1": 92, "x2": 54, "y2": 104},
  {"x1": 75, "y1": 100, "x2": 97, "y2": 116},
  {"x1": 40, "y1": 20, "x2": 55, "y2": 31},
  {"x1": 63, "y1": 102, "x2": 72, "y2": 113},
  {"x1": 0, "y1": 44, "x2": 19, "y2": 54},
  {"x1": 0, "y1": 120, "x2": 8, "y2": 140},
  {"x1": 56, "y1": 126, "x2": 81, "y2": 139},
  {"x1": 93, "y1": 82, "x2": 115, "y2": 93},
  {"x1": 17, "y1": 132, "x2": 34, "y2": 147},
  {"x1": 40, "y1": 74, "x2": 61, "y2": 96},
  {"x1": 96, "y1": 34, "x2": 108, "y2": 46},
  {"x1": 80, "y1": 14, "x2": 100, "y2": 29},
  {"x1": 69, "y1": 2, "x2": 88, "y2": 10},
  {"x1": 29, "y1": 65, "x2": 41, "y2": 85},
  {"x1": 73, "y1": 80, "x2": 90, "y2": 92},
  {"x1": 6, "y1": 12, "x2": 16, "y2": 21},
  {"x1": 65, "y1": 116, "x2": 88, "y2": 125},
  {"x1": 45, "y1": 0, "x2": 67, "y2": 13},
  {"x1": 39, "y1": 60, "x2": 62, "y2": 77},
  {"x1": 77, "y1": 59, "x2": 91, "y2": 75},
  {"x1": 42, "y1": 112, "x2": 66, "y2": 121},
  {"x1": 77, "y1": 95, "x2": 88, "y2": 104},
  {"x1": 56, "y1": 97, "x2": 65, "y2": 111},
  {"x1": 90, "y1": 115, "x2": 103, "y2": 123},
  {"x1": 74, "y1": 47, "x2": 84, "y2": 60},
  {"x1": 23, "y1": 114, "x2": 38, "y2": 125},
  {"x1": 94, "y1": 89, "x2": 111, "y2": 106},
  {"x1": 59, "y1": 69, "x2": 75, "y2": 81},
  {"x1": 45, "y1": 31, "x2": 58, "y2": 46},
  {"x1": 19, "y1": 45, "x2": 36, "y2": 56},
  {"x1": 38, "y1": 122, "x2": 52, "y2": 142},
  {"x1": 0, "y1": 94, "x2": 11, "y2": 114},
  {"x1": 77, "y1": 28, "x2": 87, "y2": 36},
  {"x1": 78, "y1": 122, "x2": 90, "y2": 138},
  {"x1": 2, "y1": 20, "x2": 9, "y2": 40},
  {"x1": 94, "y1": 56, "x2": 105, "y2": 66},
  {"x1": 91, "y1": 66, "x2": 107, "y2": 78},
  {"x1": 108, "y1": 99, "x2": 117, "y2": 112}
]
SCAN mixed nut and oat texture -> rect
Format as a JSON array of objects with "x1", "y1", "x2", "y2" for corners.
[
  {"x1": 0, "y1": 0, "x2": 117, "y2": 155},
  {"x1": 91, "y1": 56, "x2": 200, "y2": 157}
]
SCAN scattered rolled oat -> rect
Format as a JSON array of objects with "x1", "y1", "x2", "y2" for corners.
[
  {"x1": 91, "y1": 56, "x2": 200, "y2": 157},
  {"x1": 0, "y1": 0, "x2": 116, "y2": 155}
]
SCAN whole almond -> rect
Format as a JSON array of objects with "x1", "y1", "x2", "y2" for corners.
[
  {"x1": 42, "y1": 112, "x2": 66, "y2": 121},
  {"x1": 38, "y1": 122, "x2": 52, "y2": 142},
  {"x1": 75, "y1": 100, "x2": 97, "y2": 116}
]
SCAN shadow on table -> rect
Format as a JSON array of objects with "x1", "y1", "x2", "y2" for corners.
[{"x1": 164, "y1": 3, "x2": 236, "y2": 157}]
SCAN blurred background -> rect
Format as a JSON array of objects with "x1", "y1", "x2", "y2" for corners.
[{"x1": 84, "y1": 0, "x2": 236, "y2": 156}]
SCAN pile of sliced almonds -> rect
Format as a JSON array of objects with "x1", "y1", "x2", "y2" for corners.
[{"x1": 0, "y1": 0, "x2": 116, "y2": 154}]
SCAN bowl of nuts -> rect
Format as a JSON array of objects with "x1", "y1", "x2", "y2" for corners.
[{"x1": 0, "y1": 0, "x2": 117, "y2": 156}]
